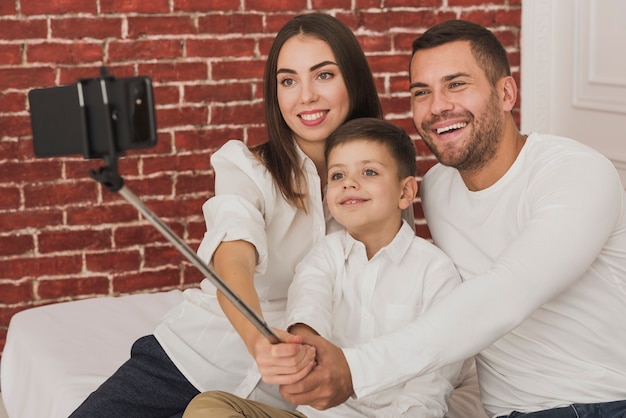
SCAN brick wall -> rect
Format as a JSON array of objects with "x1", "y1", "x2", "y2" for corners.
[{"x1": 0, "y1": 0, "x2": 522, "y2": 357}]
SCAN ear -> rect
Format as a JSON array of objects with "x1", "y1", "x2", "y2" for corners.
[
  {"x1": 399, "y1": 176, "x2": 418, "y2": 210},
  {"x1": 500, "y1": 75, "x2": 518, "y2": 112}
]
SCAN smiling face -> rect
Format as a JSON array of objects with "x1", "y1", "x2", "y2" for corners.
[
  {"x1": 276, "y1": 35, "x2": 350, "y2": 154},
  {"x1": 409, "y1": 40, "x2": 505, "y2": 172},
  {"x1": 326, "y1": 139, "x2": 415, "y2": 244}
]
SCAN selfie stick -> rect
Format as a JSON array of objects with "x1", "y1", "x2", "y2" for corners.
[{"x1": 88, "y1": 69, "x2": 280, "y2": 344}]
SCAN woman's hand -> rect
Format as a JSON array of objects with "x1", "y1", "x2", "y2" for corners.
[{"x1": 253, "y1": 328, "x2": 317, "y2": 385}]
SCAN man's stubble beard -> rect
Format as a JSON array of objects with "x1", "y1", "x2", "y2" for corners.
[{"x1": 417, "y1": 90, "x2": 503, "y2": 172}]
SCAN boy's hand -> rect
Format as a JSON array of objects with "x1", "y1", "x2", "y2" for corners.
[
  {"x1": 253, "y1": 328, "x2": 317, "y2": 385},
  {"x1": 279, "y1": 333, "x2": 354, "y2": 410}
]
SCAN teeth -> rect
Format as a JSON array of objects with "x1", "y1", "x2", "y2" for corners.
[
  {"x1": 436, "y1": 122, "x2": 467, "y2": 134},
  {"x1": 300, "y1": 111, "x2": 325, "y2": 121}
]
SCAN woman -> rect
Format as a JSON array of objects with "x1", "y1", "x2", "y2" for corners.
[{"x1": 69, "y1": 12, "x2": 385, "y2": 418}]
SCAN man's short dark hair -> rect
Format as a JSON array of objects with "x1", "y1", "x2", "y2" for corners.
[{"x1": 411, "y1": 20, "x2": 511, "y2": 86}]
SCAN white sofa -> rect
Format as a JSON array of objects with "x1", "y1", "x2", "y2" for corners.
[
  {"x1": 0, "y1": 289, "x2": 488, "y2": 418},
  {"x1": 0, "y1": 290, "x2": 183, "y2": 418}
]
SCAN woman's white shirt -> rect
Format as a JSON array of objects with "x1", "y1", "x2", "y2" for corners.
[{"x1": 154, "y1": 140, "x2": 340, "y2": 397}]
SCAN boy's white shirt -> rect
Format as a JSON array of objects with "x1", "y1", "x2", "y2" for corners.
[{"x1": 287, "y1": 222, "x2": 463, "y2": 418}]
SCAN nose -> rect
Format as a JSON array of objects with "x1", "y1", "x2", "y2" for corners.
[
  {"x1": 430, "y1": 89, "x2": 454, "y2": 115},
  {"x1": 300, "y1": 80, "x2": 319, "y2": 104},
  {"x1": 342, "y1": 175, "x2": 359, "y2": 189}
]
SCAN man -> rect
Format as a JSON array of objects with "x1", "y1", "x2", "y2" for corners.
[{"x1": 259, "y1": 20, "x2": 626, "y2": 418}]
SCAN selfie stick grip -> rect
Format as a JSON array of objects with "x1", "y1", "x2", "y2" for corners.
[{"x1": 116, "y1": 183, "x2": 281, "y2": 344}]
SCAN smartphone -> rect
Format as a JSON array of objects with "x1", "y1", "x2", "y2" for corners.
[{"x1": 29, "y1": 76, "x2": 157, "y2": 159}]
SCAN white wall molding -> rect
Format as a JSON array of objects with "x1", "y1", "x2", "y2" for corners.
[{"x1": 573, "y1": 0, "x2": 626, "y2": 114}]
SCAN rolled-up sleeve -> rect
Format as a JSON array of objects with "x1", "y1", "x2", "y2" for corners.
[{"x1": 196, "y1": 140, "x2": 275, "y2": 275}]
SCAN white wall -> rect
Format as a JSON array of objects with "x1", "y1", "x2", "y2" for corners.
[{"x1": 521, "y1": 0, "x2": 626, "y2": 187}]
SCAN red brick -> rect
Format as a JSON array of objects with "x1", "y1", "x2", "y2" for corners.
[
  {"x1": 144, "y1": 245, "x2": 185, "y2": 268},
  {"x1": 37, "y1": 276, "x2": 110, "y2": 299},
  {"x1": 66, "y1": 203, "x2": 139, "y2": 225},
  {"x1": 0, "y1": 114, "x2": 31, "y2": 138},
  {"x1": 176, "y1": 173, "x2": 214, "y2": 195},
  {"x1": 108, "y1": 39, "x2": 182, "y2": 62},
  {"x1": 0, "y1": 92, "x2": 26, "y2": 112},
  {"x1": 51, "y1": 17, "x2": 123, "y2": 39},
  {"x1": 0, "y1": 1, "x2": 16, "y2": 15},
  {"x1": 246, "y1": 0, "x2": 306, "y2": 11},
  {"x1": 114, "y1": 223, "x2": 184, "y2": 248},
  {"x1": 0, "y1": 281, "x2": 34, "y2": 304},
  {"x1": 145, "y1": 198, "x2": 195, "y2": 219},
  {"x1": 312, "y1": 0, "x2": 351, "y2": 9},
  {"x1": 0, "y1": 44, "x2": 22, "y2": 65},
  {"x1": 174, "y1": 0, "x2": 240, "y2": 12},
  {"x1": 212, "y1": 59, "x2": 264, "y2": 81},
  {"x1": 38, "y1": 229, "x2": 113, "y2": 253},
  {"x1": 0, "y1": 137, "x2": 33, "y2": 161},
  {"x1": 171, "y1": 153, "x2": 213, "y2": 173},
  {"x1": 100, "y1": 0, "x2": 170, "y2": 13},
  {"x1": 20, "y1": 0, "x2": 96, "y2": 15},
  {"x1": 186, "y1": 218, "x2": 207, "y2": 242},
  {"x1": 416, "y1": 158, "x2": 438, "y2": 178},
  {"x1": 449, "y1": 0, "x2": 507, "y2": 5},
  {"x1": 212, "y1": 102, "x2": 264, "y2": 125},
  {"x1": 113, "y1": 268, "x2": 181, "y2": 293},
  {"x1": 174, "y1": 128, "x2": 242, "y2": 152},
  {"x1": 367, "y1": 53, "x2": 409, "y2": 75},
  {"x1": 0, "y1": 210, "x2": 64, "y2": 233},
  {"x1": 0, "y1": 160, "x2": 63, "y2": 183},
  {"x1": 0, "y1": 187, "x2": 21, "y2": 210},
  {"x1": 128, "y1": 16, "x2": 197, "y2": 37},
  {"x1": 460, "y1": 10, "x2": 522, "y2": 29},
  {"x1": 59, "y1": 64, "x2": 135, "y2": 84},
  {"x1": 184, "y1": 83, "x2": 253, "y2": 104},
  {"x1": 0, "y1": 235, "x2": 35, "y2": 257},
  {"x1": 156, "y1": 106, "x2": 208, "y2": 129},
  {"x1": 0, "y1": 254, "x2": 83, "y2": 279},
  {"x1": 361, "y1": 10, "x2": 455, "y2": 32},
  {"x1": 197, "y1": 14, "x2": 264, "y2": 34},
  {"x1": 245, "y1": 125, "x2": 268, "y2": 147},
  {"x1": 24, "y1": 180, "x2": 99, "y2": 208},
  {"x1": 138, "y1": 62, "x2": 208, "y2": 83},
  {"x1": 357, "y1": 34, "x2": 392, "y2": 54},
  {"x1": 27, "y1": 42, "x2": 103, "y2": 64},
  {"x1": 86, "y1": 250, "x2": 141, "y2": 272},
  {"x1": 0, "y1": 18, "x2": 47, "y2": 40},
  {"x1": 415, "y1": 223, "x2": 432, "y2": 240},
  {"x1": 183, "y1": 263, "x2": 204, "y2": 285},
  {"x1": 186, "y1": 38, "x2": 256, "y2": 59}
]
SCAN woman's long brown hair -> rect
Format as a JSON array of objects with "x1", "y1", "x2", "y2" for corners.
[{"x1": 256, "y1": 12, "x2": 383, "y2": 210}]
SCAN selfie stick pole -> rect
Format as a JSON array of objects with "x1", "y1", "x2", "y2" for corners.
[{"x1": 90, "y1": 164, "x2": 281, "y2": 344}]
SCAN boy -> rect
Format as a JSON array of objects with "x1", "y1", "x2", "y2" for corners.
[{"x1": 183, "y1": 118, "x2": 463, "y2": 417}]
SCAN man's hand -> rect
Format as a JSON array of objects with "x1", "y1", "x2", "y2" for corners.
[
  {"x1": 279, "y1": 332, "x2": 354, "y2": 410},
  {"x1": 254, "y1": 328, "x2": 316, "y2": 385}
]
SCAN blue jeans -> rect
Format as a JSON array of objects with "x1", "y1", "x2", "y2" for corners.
[
  {"x1": 69, "y1": 335, "x2": 200, "y2": 418},
  {"x1": 498, "y1": 400, "x2": 626, "y2": 418}
]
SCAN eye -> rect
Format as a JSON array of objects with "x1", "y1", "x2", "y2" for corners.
[
  {"x1": 449, "y1": 81, "x2": 465, "y2": 89},
  {"x1": 363, "y1": 169, "x2": 377, "y2": 177},
  {"x1": 330, "y1": 172, "x2": 344, "y2": 181},
  {"x1": 279, "y1": 77, "x2": 295, "y2": 87},
  {"x1": 411, "y1": 89, "x2": 430, "y2": 101},
  {"x1": 317, "y1": 71, "x2": 334, "y2": 81}
]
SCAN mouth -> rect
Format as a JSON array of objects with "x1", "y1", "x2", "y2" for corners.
[
  {"x1": 298, "y1": 110, "x2": 328, "y2": 125},
  {"x1": 434, "y1": 122, "x2": 467, "y2": 135},
  {"x1": 340, "y1": 197, "x2": 369, "y2": 206}
]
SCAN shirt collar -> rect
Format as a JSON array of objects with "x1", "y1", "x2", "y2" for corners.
[{"x1": 340, "y1": 220, "x2": 415, "y2": 262}]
